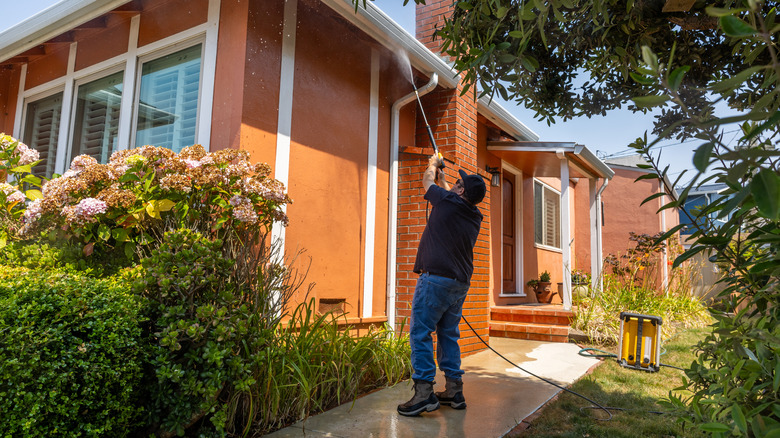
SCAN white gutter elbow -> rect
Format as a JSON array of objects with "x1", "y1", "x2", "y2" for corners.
[{"x1": 386, "y1": 73, "x2": 438, "y2": 331}]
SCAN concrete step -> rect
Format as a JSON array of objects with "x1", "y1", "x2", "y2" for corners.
[{"x1": 489, "y1": 321, "x2": 570, "y2": 343}]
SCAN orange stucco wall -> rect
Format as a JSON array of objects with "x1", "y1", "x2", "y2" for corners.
[
  {"x1": 74, "y1": 15, "x2": 132, "y2": 71},
  {"x1": 137, "y1": 0, "x2": 208, "y2": 47}
]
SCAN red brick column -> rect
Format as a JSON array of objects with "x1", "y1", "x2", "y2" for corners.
[{"x1": 392, "y1": 0, "x2": 491, "y2": 356}]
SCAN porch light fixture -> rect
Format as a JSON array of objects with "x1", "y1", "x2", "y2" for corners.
[{"x1": 486, "y1": 166, "x2": 501, "y2": 187}]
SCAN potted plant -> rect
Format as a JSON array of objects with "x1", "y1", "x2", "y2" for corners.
[
  {"x1": 571, "y1": 269, "x2": 591, "y2": 299},
  {"x1": 535, "y1": 271, "x2": 555, "y2": 303},
  {"x1": 526, "y1": 279, "x2": 539, "y2": 295}
]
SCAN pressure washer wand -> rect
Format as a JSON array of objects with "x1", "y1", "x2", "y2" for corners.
[{"x1": 413, "y1": 84, "x2": 444, "y2": 170}]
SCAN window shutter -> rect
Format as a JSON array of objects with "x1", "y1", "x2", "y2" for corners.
[
  {"x1": 22, "y1": 93, "x2": 63, "y2": 178},
  {"x1": 136, "y1": 44, "x2": 202, "y2": 152},
  {"x1": 72, "y1": 72, "x2": 123, "y2": 164}
]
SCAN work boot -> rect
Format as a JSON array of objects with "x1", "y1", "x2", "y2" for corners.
[
  {"x1": 435, "y1": 377, "x2": 466, "y2": 409},
  {"x1": 397, "y1": 380, "x2": 440, "y2": 416}
]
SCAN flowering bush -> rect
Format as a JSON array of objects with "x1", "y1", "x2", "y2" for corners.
[
  {"x1": 14, "y1": 144, "x2": 290, "y2": 258},
  {"x1": 0, "y1": 134, "x2": 43, "y2": 246}
]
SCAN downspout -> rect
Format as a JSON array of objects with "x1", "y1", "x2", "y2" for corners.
[
  {"x1": 386, "y1": 73, "x2": 438, "y2": 331},
  {"x1": 593, "y1": 178, "x2": 609, "y2": 293}
]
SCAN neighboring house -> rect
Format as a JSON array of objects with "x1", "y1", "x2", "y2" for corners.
[
  {"x1": 679, "y1": 182, "x2": 731, "y2": 236},
  {"x1": 601, "y1": 155, "x2": 681, "y2": 290},
  {"x1": 1, "y1": 0, "x2": 648, "y2": 355},
  {"x1": 677, "y1": 182, "x2": 732, "y2": 302}
]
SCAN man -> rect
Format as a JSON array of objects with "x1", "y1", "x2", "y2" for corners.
[{"x1": 397, "y1": 154, "x2": 486, "y2": 417}]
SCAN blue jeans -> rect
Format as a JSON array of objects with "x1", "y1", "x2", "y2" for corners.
[{"x1": 410, "y1": 273, "x2": 470, "y2": 383}]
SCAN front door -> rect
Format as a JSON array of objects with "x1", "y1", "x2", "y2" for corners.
[{"x1": 502, "y1": 173, "x2": 516, "y2": 293}]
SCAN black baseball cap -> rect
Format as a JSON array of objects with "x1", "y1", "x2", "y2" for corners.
[{"x1": 458, "y1": 169, "x2": 486, "y2": 205}]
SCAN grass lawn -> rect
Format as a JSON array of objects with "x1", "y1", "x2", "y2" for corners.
[{"x1": 509, "y1": 328, "x2": 709, "y2": 438}]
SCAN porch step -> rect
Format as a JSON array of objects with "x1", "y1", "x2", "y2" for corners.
[{"x1": 489, "y1": 305, "x2": 574, "y2": 343}]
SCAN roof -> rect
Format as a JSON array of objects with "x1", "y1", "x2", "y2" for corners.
[
  {"x1": 487, "y1": 141, "x2": 615, "y2": 179},
  {"x1": 0, "y1": 0, "x2": 538, "y2": 142},
  {"x1": 604, "y1": 154, "x2": 652, "y2": 168}
]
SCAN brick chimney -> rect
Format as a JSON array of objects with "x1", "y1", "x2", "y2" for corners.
[{"x1": 392, "y1": 0, "x2": 491, "y2": 356}]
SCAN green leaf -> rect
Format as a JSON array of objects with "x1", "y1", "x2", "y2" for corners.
[
  {"x1": 668, "y1": 65, "x2": 690, "y2": 92},
  {"x1": 710, "y1": 66, "x2": 762, "y2": 92},
  {"x1": 24, "y1": 189, "x2": 43, "y2": 200},
  {"x1": 640, "y1": 46, "x2": 658, "y2": 70},
  {"x1": 630, "y1": 72, "x2": 654, "y2": 85},
  {"x1": 720, "y1": 15, "x2": 756, "y2": 37},
  {"x1": 632, "y1": 95, "x2": 670, "y2": 108},
  {"x1": 520, "y1": 55, "x2": 539, "y2": 72},
  {"x1": 20, "y1": 175, "x2": 42, "y2": 186},
  {"x1": 10, "y1": 164, "x2": 32, "y2": 173},
  {"x1": 98, "y1": 224, "x2": 111, "y2": 241},
  {"x1": 731, "y1": 404, "x2": 747, "y2": 434},
  {"x1": 750, "y1": 168, "x2": 780, "y2": 220},
  {"x1": 692, "y1": 142, "x2": 714, "y2": 172},
  {"x1": 124, "y1": 242, "x2": 135, "y2": 259},
  {"x1": 673, "y1": 245, "x2": 706, "y2": 268},
  {"x1": 112, "y1": 228, "x2": 129, "y2": 242},
  {"x1": 700, "y1": 423, "x2": 731, "y2": 432},
  {"x1": 508, "y1": 30, "x2": 523, "y2": 38}
]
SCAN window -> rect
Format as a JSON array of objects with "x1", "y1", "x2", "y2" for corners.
[
  {"x1": 534, "y1": 180, "x2": 561, "y2": 249},
  {"x1": 22, "y1": 92, "x2": 63, "y2": 178},
  {"x1": 135, "y1": 44, "x2": 202, "y2": 152},
  {"x1": 71, "y1": 71, "x2": 123, "y2": 164},
  {"x1": 19, "y1": 41, "x2": 206, "y2": 175}
]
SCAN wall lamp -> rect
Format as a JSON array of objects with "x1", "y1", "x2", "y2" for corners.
[{"x1": 486, "y1": 166, "x2": 501, "y2": 187}]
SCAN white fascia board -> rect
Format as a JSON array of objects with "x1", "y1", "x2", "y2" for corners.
[
  {"x1": 321, "y1": 0, "x2": 458, "y2": 89},
  {"x1": 477, "y1": 95, "x2": 539, "y2": 141},
  {"x1": 0, "y1": 0, "x2": 132, "y2": 63},
  {"x1": 489, "y1": 141, "x2": 615, "y2": 179}
]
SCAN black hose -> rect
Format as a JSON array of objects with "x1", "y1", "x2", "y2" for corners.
[{"x1": 460, "y1": 315, "x2": 614, "y2": 421}]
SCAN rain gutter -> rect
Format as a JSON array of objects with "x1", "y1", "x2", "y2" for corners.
[{"x1": 386, "y1": 72, "x2": 438, "y2": 330}]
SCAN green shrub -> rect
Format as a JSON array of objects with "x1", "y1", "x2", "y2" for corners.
[
  {"x1": 244, "y1": 300, "x2": 411, "y2": 435},
  {"x1": 0, "y1": 267, "x2": 145, "y2": 437}
]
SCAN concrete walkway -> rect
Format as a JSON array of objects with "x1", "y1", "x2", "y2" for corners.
[{"x1": 264, "y1": 337, "x2": 601, "y2": 437}]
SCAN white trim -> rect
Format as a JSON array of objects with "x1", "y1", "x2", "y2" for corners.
[
  {"x1": 271, "y1": 0, "x2": 298, "y2": 249},
  {"x1": 117, "y1": 14, "x2": 140, "y2": 151},
  {"x1": 362, "y1": 49, "x2": 380, "y2": 318},
  {"x1": 66, "y1": 63, "x2": 125, "y2": 164},
  {"x1": 12, "y1": 64, "x2": 27, "y2": 138},
  {"x1": 559, "y1": 153, "x2": 572, "y2": 310},
  {"x1": 498, "y1": 162, "x2": 526, "y2": 297},
  {"x1": 196, "y1": 0, "x2": 221, "y2": 150},
  {"x1": 533, "y1": 178, "x2": 562, "y2": 250},
  {"x1": 54, "y1": 42, "x2": 78, "y2": 175}
]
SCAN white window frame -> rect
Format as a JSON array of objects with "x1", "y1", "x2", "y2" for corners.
[
  {"x1": 499, "y1": 162, "x2": 525, "y2": 297},
  {"x1": 19, "y1": 86, "x2": 66, "y2": 177},
  {"x1": 130, "y1": 38, "x2": 206, "y2": 150},
  {"x1": 534, "y1": 178, "x2": 562, "y2": 252},
  {"x1": 67, "y1": 65, "x2": 126, "y2": 165},
  {"x1": 13, "y1": 0, "x2": 220, "y2": 173}
]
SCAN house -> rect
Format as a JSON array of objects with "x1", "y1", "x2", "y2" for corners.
[
  {"x1": 601, "y1": 155, "x2": 681, "y2": 291},
  {"x1": 2, "y1": 0, "x2": 666, "y2": 355}
]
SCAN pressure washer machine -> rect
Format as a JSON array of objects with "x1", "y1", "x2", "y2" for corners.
[{"x1": 617, "y1": 312, "x2": 663, "y2": 372}]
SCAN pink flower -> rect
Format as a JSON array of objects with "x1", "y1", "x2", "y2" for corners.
[
  {"x1": 23, "y1": 198, "x2": 43, "y2": 222},
  {"x1": 76, "y1": 197, "x2": 108, "y2": 217},
  {"x1": 183, "y1": 159, "x2": 202, "y2": 169},
  {"x1": 6, "y1": 191, "x2": 25, "y2": 204},
  {"x1": 70, "y1": 155, "x2": 98, "y2": 171}
]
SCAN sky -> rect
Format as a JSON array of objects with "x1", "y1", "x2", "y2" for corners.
[{"x1": 3, "y1": 0, "x2": 708, "y2": 182}]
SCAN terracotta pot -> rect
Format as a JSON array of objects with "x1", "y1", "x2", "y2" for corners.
[{"x1": 535, "y1": 281, "x2": 555, "y2": 303}]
